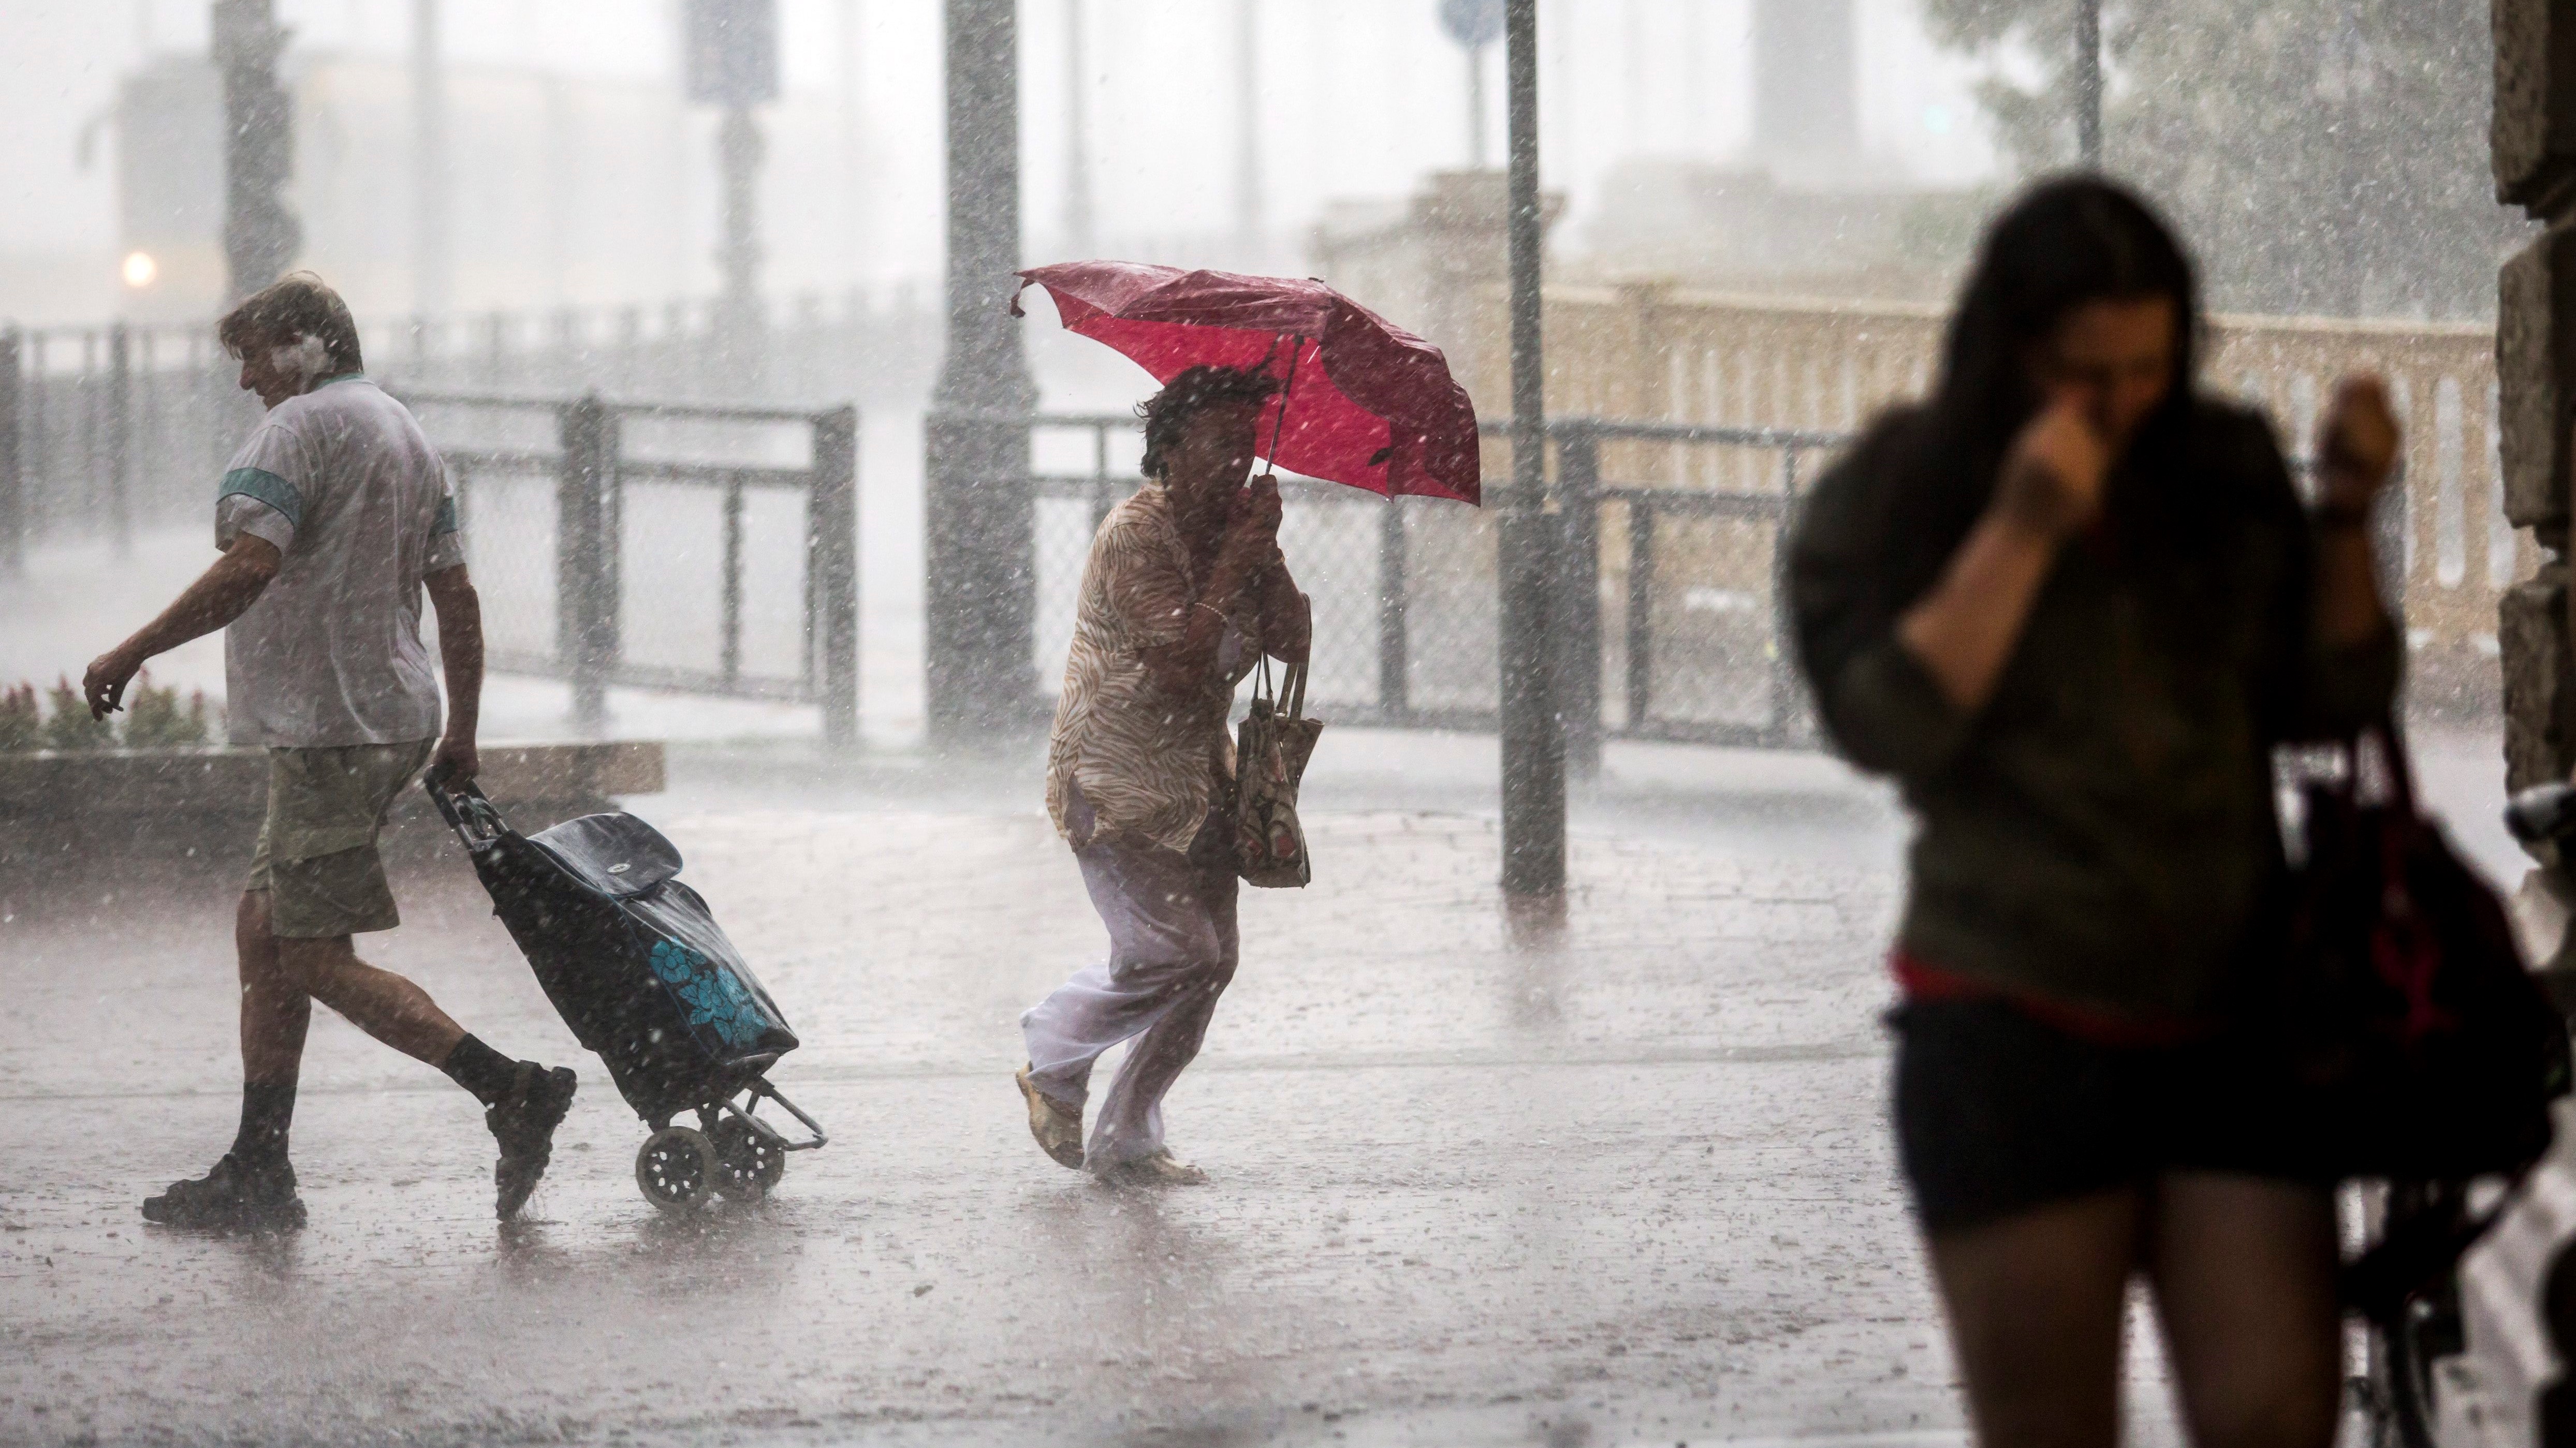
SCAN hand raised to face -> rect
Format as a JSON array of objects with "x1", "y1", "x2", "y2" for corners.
[{"x1": 1997, "y1": 390, "x2": 2113, "y2": 541}]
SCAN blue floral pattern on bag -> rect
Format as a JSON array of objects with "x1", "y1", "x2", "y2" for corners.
[{"x1": 646, "y1": 938, "x2": 768, "y2": 1050}]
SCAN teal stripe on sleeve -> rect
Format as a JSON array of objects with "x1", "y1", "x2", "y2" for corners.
[
  {"x1": 431, "y1": 494, "x2": 459, "y2": 535},
  {"x1": 218, "y1": 467, "x2": 302, "y2": 529}
]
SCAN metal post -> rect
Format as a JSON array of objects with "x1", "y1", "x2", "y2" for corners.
[
  {"x1": 1626, "y1": 501, "x2": 1653, "y2": 732},
  {"x1": 718, "y1": 104, "x2": 767, "y2": 380},
  {"x1": 812, "y1": 405, "x2": 861, "y2": 750},
  {"x1": 0, "y1": 329, "x2": 20, "y2": 575},
  {"x1": 925, "y1": 0, "x2": 1040, "y2": 741},
  {"x1": 1556, "y1": 421, "x2": 1602, "y2": 779},
  {"x1": 2073, "y1": 0, "x2": 2103, "y2": 170},
  {"x1": 1497, "y1": 0, "x2": 1563, "y2": 900},
  {"x1": 107, "y1": 322, "x2": 132, "y2": 559},
  {"x1": 558, "y1": 394, "x2": 617, "y2": 735},
  {"x1": 721, "y1": 473, "x2": 745, "y2": 687},
  {"x1": 1768, "y1": 448, "x2": 1807, "y2": 746},
  {"x1": 1378, "y1": 498, "x2": 1410, "y2": 719},
  {"x1": 214, "y1": 0, "x2": 300, "y2": 301}
]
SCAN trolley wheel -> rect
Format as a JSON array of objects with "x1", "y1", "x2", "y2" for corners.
[
  {"x1": 710, "y1": 1116, "x2": 786, "y2": 1200},
  {"x1": 635, "y1": 1127, "x2": 716, "y2": 1213}
]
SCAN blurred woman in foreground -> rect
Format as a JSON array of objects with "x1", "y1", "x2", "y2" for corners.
[{"x1": 1790, "y1": 178, "x2": 2401, "y2": 1448}]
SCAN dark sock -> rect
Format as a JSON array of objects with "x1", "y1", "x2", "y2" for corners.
[
  {"x1": 439, "y1": 1034, "x2": 520, "y2": 1107},
  {"x1": 230, "y1": 1082, "x2": 296, "y2": 1172}
]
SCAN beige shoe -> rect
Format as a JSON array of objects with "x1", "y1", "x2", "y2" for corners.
[
  {"x1": 1015, "y1": 1066, "x2": 1085, "y2": 1170},
  {"x1": 1098, "y1": 1149, "x2": 1210, "y2": 1187}
]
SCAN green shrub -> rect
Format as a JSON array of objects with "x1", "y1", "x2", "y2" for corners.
[
  {"x1": 0, "y1": 684, "x2": 36, "y2": 752},
  {"x1": 121, "y1": 675, "x2": 210, "y2": 748},
  {"x1": 40, "y1": 677, "x2": 113, "y2": 751}
]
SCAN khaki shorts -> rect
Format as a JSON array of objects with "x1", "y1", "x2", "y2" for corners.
[{"x1": 247, "y1": 739, "x2": 436, "y2": 938}]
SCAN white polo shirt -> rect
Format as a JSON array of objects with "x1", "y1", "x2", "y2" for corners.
[{"x1": 213, "y1": 374, "x2": 464, "y2": 748}]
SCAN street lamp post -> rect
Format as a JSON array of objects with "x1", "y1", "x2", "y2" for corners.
[
  {"x1": 683, "y1": 0, "x2": 779, "y2": 383},
  {"x1": 1497, "y1": 0, "x2": 1562, "y2": 903},
  {"x1": 925, "y1": 0, "x2": 1040, "y2": 742},
  {"x1": 213, "y1": 0, "x2": 300, "y2": 302}
]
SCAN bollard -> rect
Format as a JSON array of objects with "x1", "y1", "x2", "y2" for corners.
[{"x1": 811, "y1": 406, "x2": 861, "y2": 751}]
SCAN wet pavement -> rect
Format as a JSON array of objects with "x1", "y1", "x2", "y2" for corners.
[{"x1": 0, "y1": 729, "x2": 2518, "y2": 1446}]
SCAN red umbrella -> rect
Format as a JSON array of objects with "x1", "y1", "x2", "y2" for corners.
[{"x1": 1012, "y1": 261, "x2": 1482, "y2": 506}]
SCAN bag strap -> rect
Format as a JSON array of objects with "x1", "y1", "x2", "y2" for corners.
[
  {"x1": 2375, "y1": 713, "x2": 2421, "y2": 820},
  {"x1": 1284, "y1": 658, "x2": 1307, "y2": 720},
  {"x1": 2329, "y1": 713, "x2": 2422, "y2": 822}
]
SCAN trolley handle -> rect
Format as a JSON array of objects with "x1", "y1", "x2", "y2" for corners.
[{"x1": 421, "y1": 763, "x2": 507, "y2": 847}]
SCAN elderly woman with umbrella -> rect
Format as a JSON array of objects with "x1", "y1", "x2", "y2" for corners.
[{"x1": 1009, "y1": 264, "x2": 1480, "y2": 1185}]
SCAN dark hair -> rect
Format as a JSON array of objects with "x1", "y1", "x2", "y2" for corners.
[
  {"x1": 1878, "y1": 176, "x2": 2204, "y2": 597},
  {"x1": 218, "y1": 271, "x2": 365, "y2": 374},
  {"x1": 1137, "y1": 364, "x2": 1283, "y2": 480},
  {"x1": 1931, "y1": 175, "x2": 2199, "y2": 480}
]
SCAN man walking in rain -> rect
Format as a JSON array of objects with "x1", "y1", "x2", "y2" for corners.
[
  {"x1": 1016, "y1": 364, "x2": 1311, "y2": 1185},
  {"x1": 84, "y1": 273, "x2": 578, "y2": 1230}
]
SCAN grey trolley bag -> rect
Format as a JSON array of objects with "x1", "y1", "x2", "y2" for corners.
[{"x1": 425, "y1": 767, "x2": 825, "y2": 1212}]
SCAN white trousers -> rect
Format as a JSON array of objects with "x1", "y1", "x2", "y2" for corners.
[{"x1": 1021, "y1": 801, "x2": 1239, "y2": 1170}]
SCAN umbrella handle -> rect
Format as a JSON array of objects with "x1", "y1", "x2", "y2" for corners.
[{"x1": 1264, "y1": 333, "x2": 1305, "y2": 468}]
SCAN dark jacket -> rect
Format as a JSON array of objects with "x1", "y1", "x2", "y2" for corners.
[{"x1": 1789, "y1": 398, "x2": 2401, "y2": 1018}]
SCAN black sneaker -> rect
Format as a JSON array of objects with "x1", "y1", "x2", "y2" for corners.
[
  {"x1": 140, "y1": 1154, "x2": 306, "y2": 1231},
  {"x1": 487, "y1": 1062, "x2": 577, "y2": 1220}
]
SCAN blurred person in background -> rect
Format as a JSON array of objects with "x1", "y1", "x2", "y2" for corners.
[
  {"x1": 83, "y1": 273, "x2": 578, "y2": 1230},
  {"x1": 1789, "y1": 179, "x2": 2400, "y2": 1448},
  {"x1": 1015, "y1": 364, "x2": 1312, "y2": 1186}
]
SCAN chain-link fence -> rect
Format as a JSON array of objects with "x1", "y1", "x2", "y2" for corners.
[{"x1": 1029, "y1": 412, "x2": 1852, "y2": 758}]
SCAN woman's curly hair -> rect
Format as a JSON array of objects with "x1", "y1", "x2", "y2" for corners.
[{"x1": 1137, "y1": 364, "x2": 1283, "y2": 481}]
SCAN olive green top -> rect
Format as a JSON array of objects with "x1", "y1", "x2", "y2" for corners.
[{"x1": 1789, "y1": 400, "x2": 2401, "y2": 1019}]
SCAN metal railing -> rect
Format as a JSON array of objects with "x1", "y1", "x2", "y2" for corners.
[
  {"x1": 1028, "y1": 410, "x2": 1852, "y2": 768},
  {"x1": 0, "y1": 291, "x2": 935, "y2": 567},
  {"x1": 402, "y1": 391, "x2": 859, "y2": 746}
]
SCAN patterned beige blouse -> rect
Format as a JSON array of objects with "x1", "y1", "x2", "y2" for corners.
[{"x1": 1045, "y1": 483, "x2": 1274, "y2": 854}]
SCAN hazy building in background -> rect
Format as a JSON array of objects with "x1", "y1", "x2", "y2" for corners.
[
  {"x1": 100, "y1": 48, "x2": 886, "y2": 328},
  {"x1": 1569, "y1": 0, "x2": 1982, "y2": 304}
]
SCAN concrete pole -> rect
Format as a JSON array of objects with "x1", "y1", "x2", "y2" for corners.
[
  {"x1": 1497, "y1": 0, "x2": 1563, "y2": 903},
  {"x1": 2073, "y1": 0, "x2": 2103, "y2": 170},
  {"x1": 1062, "y1": 0, "x2": 1093, "y2": 253},
  {"x1": 925, "y1": 0, "x2": 1040, "y2": 741},
  {"x1": 1234, "y1": 0, "x2": 1263, "y2": 246},
  {"x1": 214, "y1": 0, "x2": 300, "y2": 302},
  {"x1": 411, "y1": 0, "x2": 451, "y2": 320}
]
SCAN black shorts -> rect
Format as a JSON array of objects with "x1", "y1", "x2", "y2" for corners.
[{"x1": 1890, "y1": 996, "x2": 2327, "y2": 1234}]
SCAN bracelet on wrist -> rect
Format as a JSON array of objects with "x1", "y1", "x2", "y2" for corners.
[{"x1": 1192, "y1": 600, "x2": 1231, "y2": 627}]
